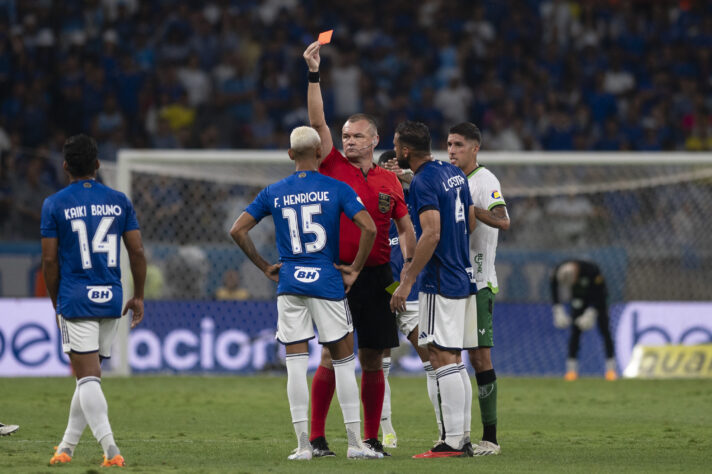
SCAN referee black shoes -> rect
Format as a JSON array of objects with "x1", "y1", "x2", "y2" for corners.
[
  {"x1": 310, "y1": 436, "x2": 336, "y2": 457},
  {"x1": 364, "y1": 438, "x2": 391, "y2": 457}
]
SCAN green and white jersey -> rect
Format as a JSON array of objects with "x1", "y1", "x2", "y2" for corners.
[{"x1": 468, "y1": 166, "x2": 506, "y2": 293}]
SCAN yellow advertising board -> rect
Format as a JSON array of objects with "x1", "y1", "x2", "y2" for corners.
[{"x1": 623, "y1": 344, "x2": 712, "y2": 379}]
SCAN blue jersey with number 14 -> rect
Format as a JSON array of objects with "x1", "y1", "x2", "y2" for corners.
[
  {"x1": 40, "y1": 179, "x2": 140, "y2": 319},
  {"x1": 245, "y1": 170, "x2": 365, "y2": 300}
]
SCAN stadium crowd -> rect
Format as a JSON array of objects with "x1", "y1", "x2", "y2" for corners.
[{"x1": 1, "y1": 0, "x2": 712, "y2": 241}]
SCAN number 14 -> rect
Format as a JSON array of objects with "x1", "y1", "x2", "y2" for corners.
[{"x1": 71, "y1": 217, "x2": 118, "y2": 269}]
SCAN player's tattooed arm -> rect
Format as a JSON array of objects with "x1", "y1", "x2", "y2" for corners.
[
  {"x1": 384, "y1": 157, "x2": 413, "y2": 184},
  {"x1": 474, "y1": 204, "x2": 510, "y2": 231},
  {"x1": 41, "y1": 237, "x2": 60, "y2": 315},
  {"x1": 230, "y1": 212, "x2": 281, "y2": 282},
  {"x1": 391, "y1": 209, "x2": 440, "y2": 312}
]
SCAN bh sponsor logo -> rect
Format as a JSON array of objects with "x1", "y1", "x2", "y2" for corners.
[
  {"x1": 294, "y1": 266, "x2": 320, "y2": 283},
  {"x1": 87, "y1": 286, "x2": 113, "y2": 303},
  {"x1": 615, "y1": 302, "x2": 712, "y2": 371}
]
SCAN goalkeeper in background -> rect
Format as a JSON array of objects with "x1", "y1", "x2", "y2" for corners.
[{"x1": 551, "y1": 260, "x2": 617, "y2": 381}]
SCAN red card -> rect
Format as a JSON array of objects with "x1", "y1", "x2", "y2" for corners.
[{"x1": 318, "y1": 29, "x2": 333, "y2": 45}]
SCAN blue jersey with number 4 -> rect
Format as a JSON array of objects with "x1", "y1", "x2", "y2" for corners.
[
  {"x1": 40, "y1": 179, "x2": 140, "y2": 319},
  {"x1": 245, "y1": 171, "x2": 365, "y2": 300},
  {"x1": 409, "y1": 160, "x2": 474, "y2": 298}
]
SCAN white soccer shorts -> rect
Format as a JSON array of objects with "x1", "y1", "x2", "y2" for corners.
[
  {"x1": 276, "y1": 294, "x2": 353, "y2": 345},
  {"x1": 396, "y1": 301, "x2": 419, "y2": 337},
  {"x1": 59, "y1": 316, "x2": 121, "y2": 358},
  {"x1": 417, "y1": 293, "x2": 478, "y2": 350}
]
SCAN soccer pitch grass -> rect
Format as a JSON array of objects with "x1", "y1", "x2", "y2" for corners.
[{"x1": 1, "y1": 376, "x2": 710, "y2": 473}]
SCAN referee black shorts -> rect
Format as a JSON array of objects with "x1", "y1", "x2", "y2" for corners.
[{"x1": 346, "y1": 263, "x2": 399, "y2": 350}]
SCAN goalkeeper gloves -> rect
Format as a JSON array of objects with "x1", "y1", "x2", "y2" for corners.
[
  {"x1": 575, "y1": 307, "x2": 598, "y2": 331},
  {"x1": 552, "y1": 304, "x2": 572, "y2": 329}
]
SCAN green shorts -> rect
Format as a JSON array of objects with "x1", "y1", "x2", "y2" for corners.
[{"x1": 476, "y1": 288, "x2": 495, "y2": 347}]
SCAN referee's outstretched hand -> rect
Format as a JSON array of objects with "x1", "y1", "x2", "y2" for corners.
[{"x1": 335, "y1": 263, "x2": 359, "y2": 293}]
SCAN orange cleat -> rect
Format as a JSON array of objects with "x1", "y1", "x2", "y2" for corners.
[
  {"x1": 605, "y1": 369, "x2": 618, "y2": 381},
  {"x1": 50, "y1": 446, "x2": 72, "y2": 465},
  {"x1": 101, "y1": 454, "x2": 126, "y2": 467},
  {"x1": 564, "y1": 371, "x2": 578, "y2": 381},
  {"x1": 412, "y1": 442, "x2": 467, "y2": 458}
]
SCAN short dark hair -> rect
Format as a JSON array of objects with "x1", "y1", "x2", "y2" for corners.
[
  {"x1": 63, "y1": 134, "x2": 98, "y2": 177},
  {"x1": 345, "y1": 113, "x2": 378, "y2": 134},
  {"x1": 449, "y1": 122, "x2": 482, "y2": 146},
  {"x1": 377, "y1": 150, "x2": 396, "y2": 167},
  {"x1": 395, "y1": 121, "x2": 431, "y2": 154}
]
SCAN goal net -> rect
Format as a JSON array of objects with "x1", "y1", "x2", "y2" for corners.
[{"x1": 106, "y1": 150, "x2": 712, "y2": 375}]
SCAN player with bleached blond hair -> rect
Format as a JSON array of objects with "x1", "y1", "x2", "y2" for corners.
[{"x1": 230, "y1": 126, "x2": 383, "y2": 460}]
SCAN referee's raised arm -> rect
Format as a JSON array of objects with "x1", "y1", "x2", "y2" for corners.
[{"x1": 303, "y1": 41, "x2": 333, "y2": 162}]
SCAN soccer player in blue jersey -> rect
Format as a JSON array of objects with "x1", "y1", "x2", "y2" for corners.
[
  {"x1": 377, "y1": 151, "x2": 441, "y2": 449},
  {"x1": 41, "y1": 134, "x2": 146, "y2": 468},
  {"x1": 230, "y1": 126, "x2": 383, "y2": 460},
  {"x1": 389, "y1": 121, "x2": 477, "y2": 458}
]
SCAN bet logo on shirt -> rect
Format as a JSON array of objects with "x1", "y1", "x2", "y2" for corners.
[
  {"x1": 294, "y1": 267, "x2": 321, "y2": 283},
  {"x1": 87, "y1": 285, "x2": 113, "y2": 303}
]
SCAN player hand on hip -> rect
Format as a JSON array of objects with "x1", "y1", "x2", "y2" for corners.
[
  {"x1": 264, "y1": 262, "x2": 282, "y2": 283},
  {"x1": 334, "y1": 263, "x2": 359, "y2": 293},
  {"x1": 123, "y1": 298, "x2": 144, "y2": 329},
  {"x1": 303, "y1": 41, "x2": 321, "y2": 71}
]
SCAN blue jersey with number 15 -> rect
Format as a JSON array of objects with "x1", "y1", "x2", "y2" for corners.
[
  {"x1": 40, "y1": 179, "x2": 140, "y2": 319},
  {"x1": 245, "y1": 170, "x2": 365, "y2": 300}
]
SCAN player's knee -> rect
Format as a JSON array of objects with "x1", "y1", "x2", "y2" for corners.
[
  {"x1": 469, "y1": 349, "x2": 492, "y2": 372},
  {"x1": 320, "y1": 346, "x2": 334, "y2": 368},
  {"x1": 358, "y1": 348, "x2": 383, "y2": 371}
]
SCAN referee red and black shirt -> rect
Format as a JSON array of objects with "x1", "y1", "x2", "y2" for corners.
[{"x1": 320, "y1": 146, "x2": 407, "y2": 267}]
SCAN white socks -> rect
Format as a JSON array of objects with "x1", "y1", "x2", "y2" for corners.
[
  {"x1": 459, "y1": 363, "x2": 472, "y2": 439},
  {"x1": 435, "y1": 364, "x2": 465, "y2": 449},
  {"x1": 286, "y1": 353, "x2": 310, "y2": 450},
  {"x1": 333, "y1": 354, "x2": 362, "y2": 447},
  {"x1": 77, "y1": 376, "x2": 117, "y2": 456},
  {"x1": 380, "y1": 357, "x2": 394, "y2": 434},
  {"x1": 58, "y1": 383, "x2": 87, "y2": 455},
  {"x1": 424, "y1": 362, "x2": 442, "y2": 437}
]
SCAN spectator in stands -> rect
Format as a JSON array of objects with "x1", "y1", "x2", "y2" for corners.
[{"x1": 215, "y1": 269, "x2": 251, "y2": 301}]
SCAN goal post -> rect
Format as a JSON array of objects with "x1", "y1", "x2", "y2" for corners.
[{"x1": 106, "y1": 149, "x2": 712, "y2": 375}]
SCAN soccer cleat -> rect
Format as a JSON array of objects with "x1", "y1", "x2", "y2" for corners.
[
  {"x1": 383, "y1": 432, "x2": 397, "y2": 448},
  {"x1": 413, "y1": 441, "x2": 467, "y2": 458},
  {"x1": 605, "y1": 369, "x2": 618, "y2": 381},
  {"x1": 462, "y1": 436, "x2": 475, "y2": 457},
  {"x1": 287, "y1": 447, "x2": 313, "y2": 460},
  {"x1": 473, "y1": 440, "x2": 501, "y2": 456},
  {"x1": 310, "y1": 436, "x2": 336, "y2": 457},
  {"x1": 101, "y1": 454, "x2": 126, "y2": 467},
  {"x1": 49, "y1": 446, "x2": 72, "y2": 465},
  {"x1": 347, "y1": 443, "x2": 384, "y2": 459},
  {"x1": 364, "y1": 438, "x2": 391, "y2": 457},
  {"x1": 0, "y1": 423, "x2": 19, "y2": 436},
  {"x1": 564, "y1": 371, "x2": 578, "y2": 381}
]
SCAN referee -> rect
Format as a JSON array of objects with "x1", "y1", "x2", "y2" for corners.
[{"x1": 303, "y1": 41, "x2": 416, "y2": 457}]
